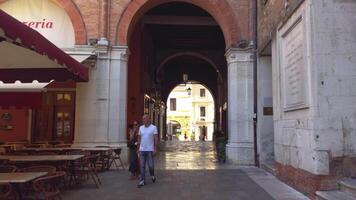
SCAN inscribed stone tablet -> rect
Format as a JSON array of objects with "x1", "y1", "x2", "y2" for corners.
[{"x1": 281, "y1": 17, "x2": 308, "y2": 110}]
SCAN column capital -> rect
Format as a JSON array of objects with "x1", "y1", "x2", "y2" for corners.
[
  {"x1": 110, "y1": 46, "x2": 130, "y2": 61},
  {"x1": 225, "y1": 48, "x2": 254, "y2": 65}
]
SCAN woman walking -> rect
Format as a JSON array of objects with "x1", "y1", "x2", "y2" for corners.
[{"x1": 128, "y1": 121, "x2": 140, "y2": 179}]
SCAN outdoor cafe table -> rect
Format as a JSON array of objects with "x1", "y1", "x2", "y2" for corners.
[
  {"x1": 0, "y1": 155, "x2": 84, "y2": 162},
  {"x1": 0, "y1": 155, "x2": 84, "y2": 187},
  {"x1": 0, "y1": 172, "x2": 47, "y2": 199},
  {"x1": 16, "y1": 147, "x2": 114, "y2": 153},
  {"x1": 0, "y1": 172, "x2": 47, "y2": 183}
]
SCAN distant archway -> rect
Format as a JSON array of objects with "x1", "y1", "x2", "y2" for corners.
[{"x1": 166, "y1": 83, "x2": 215, "y2": 141}]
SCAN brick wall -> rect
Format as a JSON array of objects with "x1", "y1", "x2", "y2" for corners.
[
  {"x1": 276, "y1": 162, "x2": 338, "y2": 199},
  {"x1": 272, "y1": 0, "x2": 356, "y2": 197},
  {"x1": 257, "y1": 0, "x2": 304, "y2": 52},
  {"x1": 0, "y1": 0, "x2": 253, "y2": 47}
]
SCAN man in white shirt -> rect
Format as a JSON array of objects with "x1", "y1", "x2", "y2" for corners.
[{"x1": 137, "y1": 114, "x2": 158, "y2": 188}]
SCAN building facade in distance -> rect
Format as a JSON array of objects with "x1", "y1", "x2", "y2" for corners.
[{"x1": 166, "y1": 83, "x2": 214, "y2": 141}]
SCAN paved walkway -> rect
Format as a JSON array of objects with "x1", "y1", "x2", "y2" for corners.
[{"x1": 62, "y1": 141, "x2": 310, "y2": 200}]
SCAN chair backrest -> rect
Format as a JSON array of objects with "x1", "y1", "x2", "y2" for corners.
[
  {"x1": 85, "y1": 154, "x2": 99, "y2": 167},
  {"x1": 32, "y1": 171, "x2": 66, "y2": 192},
  {"x1": 0, "y1": 165, "x2": 17, "y2": 173},
  {"x1": 21, "y1": 165, "x2": 56, "y2": 175},
  {"x1": 114, "y1": 148, "x2": 122, "y2": 155},
  {"x1": 67, "y1": 150, "x2": 86, "y2": 155}
]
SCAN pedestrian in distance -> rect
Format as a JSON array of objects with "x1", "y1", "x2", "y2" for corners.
[{"x1": 137, "y1": 114, "x2": 158, "y2": 188}]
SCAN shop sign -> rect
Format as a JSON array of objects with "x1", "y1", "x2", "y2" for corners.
[{"x1": 0, "y1": 0, "x2": 75, "y2": 48}]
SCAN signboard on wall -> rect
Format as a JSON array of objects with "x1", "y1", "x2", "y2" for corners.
[
  {"x1": 0, "y1": 0, "x2": 75, "y2": 48},
  {"x1": 281, "y1": 15, "x2": 309, "y2": 111}
]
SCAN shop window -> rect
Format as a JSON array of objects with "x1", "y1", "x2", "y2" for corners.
[
  {"x1": 64, "y1": 93, "x2": 71, "y2": 101},
  {"x1": 56, "y1": 112, "x2": 63, "y2": 136},
  {"x1": 56, "y1": 93, "x2": 64, "y2": 101},
  {"x1": 63, "y1": 112, "x2": 71, "y2": 136},
  {"x1": 55, "y1": 92, "x2": 73, "y2": 105},
  {"x1": 56, "y1": 111, "x2": 72, "y2": 137}
]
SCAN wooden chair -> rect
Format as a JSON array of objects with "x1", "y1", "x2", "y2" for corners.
[
  {"x1": 18, "y1": 166, "x2": 56, "y2": 198},
  {"x1": 77, "y1": 154, "x2": 101, "y2": 188},
  {"x1": 110, "y1": 148, "x2": 125, "y2": 170},
  {"x1": 0, "y1": 165, "x2": 17, "y2": 173},
  {"x1": 67, "y1": 151, "x2": 88, "y2": 186},
  {"x1": 32, "y1": 171, "x2": 66, "y2": 200}
]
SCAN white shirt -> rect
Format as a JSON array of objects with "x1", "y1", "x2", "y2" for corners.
[{"x1": 139, "y1": 124, "x2": 158, "y2": 151}]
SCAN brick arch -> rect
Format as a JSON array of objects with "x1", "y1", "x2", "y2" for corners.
[
  {"x1": 116, "y1": 0, "x2": 241, "y2": 48},
  {"x1": 0, "y1": 0, "x2": 87, "y2": 45}
]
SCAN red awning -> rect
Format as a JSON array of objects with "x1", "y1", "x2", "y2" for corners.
[{"x1": 0, "y1": 10, "x2": 89, "y2": 83}]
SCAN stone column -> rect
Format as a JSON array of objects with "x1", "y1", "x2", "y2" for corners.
[
  {"x1": 225, "y1": 48, "x2": 255, "y2": 165},
  {"x1": 74, "y1": 45, "x2": 129, "y2": 163},
  {"x1": 74, "y1": 46, "x2": 110, "y2": 146},
  {"x1": 108, "y1": 46, "x2": 129, "y2": 147}
]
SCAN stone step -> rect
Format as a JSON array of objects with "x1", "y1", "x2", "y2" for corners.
[
  {"x1": 340, "y1": 178, "x2": 356, "y2": 197},
  {"x1": 316, "y1": 191, "x2": 356, "y2": 200},
  {"x1": 260, "y1": 160, "x2": 276, "y2": 176}
]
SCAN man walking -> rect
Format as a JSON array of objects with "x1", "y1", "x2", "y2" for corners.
[{"x1": 137, "y1": 114, "x2": 158, "y2": 188}]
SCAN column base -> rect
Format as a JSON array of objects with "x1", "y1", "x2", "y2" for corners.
[{"x1": 226, "y1": 142, "x2": 255, "y2": 165}]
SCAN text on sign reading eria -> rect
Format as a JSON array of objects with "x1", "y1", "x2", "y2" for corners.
[{"x1": 22, "y1": 19, "x2": 53, "y2": 29}]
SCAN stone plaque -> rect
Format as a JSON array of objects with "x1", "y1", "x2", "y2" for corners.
[{"x1": 281, "y1": 16, "x2": 308, "y2": 111}]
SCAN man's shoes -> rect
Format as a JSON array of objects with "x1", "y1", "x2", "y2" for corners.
[
  {"x1": 151, "y1": 176, "x2": 156, "y2": 183},
  {"x1": 137, "y1": 180, "x2": 145, "y2": 188}
]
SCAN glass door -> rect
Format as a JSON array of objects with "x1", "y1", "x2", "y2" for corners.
[{"x1": 54, "y1": 107, "x2": 74, "y2": 143}]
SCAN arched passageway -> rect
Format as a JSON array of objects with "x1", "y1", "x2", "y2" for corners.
[
  {"x1": 126, "y1": 2, "x2": 227, "y2": 142},
  {"x1": 123, "y1": 1, "x2": 256, "y2": 165}
]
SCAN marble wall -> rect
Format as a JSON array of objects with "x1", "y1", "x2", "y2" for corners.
[
  {"x1": 74, "y1": 46, "x2": 129, "y2": 162},
  {"x1": 272, "y1": 0, "x2": 356, "y2": 175},
  {"x1": 257, "y1": 56, "x2": 274, "y2": 164}
]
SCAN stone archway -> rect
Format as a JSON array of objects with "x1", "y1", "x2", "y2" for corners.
[
  {"x1": 117, "y1": 0, "x2": 256, "y2": 165},
  {"x1": 0, "y1": 0, "x2": 87, "y2": 44},
  {"x1": 116, "y1": 0, "x2": 243, "y2": 48}
]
